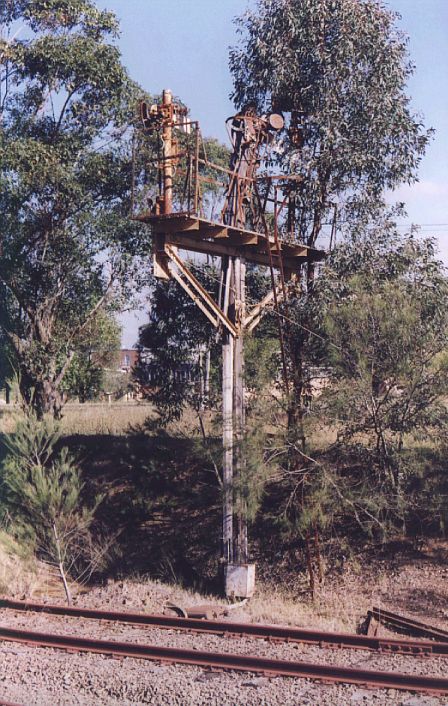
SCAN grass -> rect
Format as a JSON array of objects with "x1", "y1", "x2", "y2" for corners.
[
  {"x1": 0, "y1": 531, "x2": 39, "y2": 596},
  {"x1": 1, "y1": 401, "x2": 445, "y2": 620},
  {"x1": 0, "y1": 401, "x2": 154, "y2": 437},
  {"x1": 60, "y1": 402, "x2": 154, "y2": 436}
]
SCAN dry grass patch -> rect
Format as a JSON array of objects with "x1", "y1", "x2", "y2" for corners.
[
  {"x1": 60, "y1": 402, "x2": 154, "y2": 436},
  {"x1": 0, "y1": 531, "x2": 39, "y2": 596},
  {"x1": 0, "y1": 402, "x2": 154, "y2": 437},
  {"x1": 0, "y1": 408, "x2": 20, "y2": 434}
]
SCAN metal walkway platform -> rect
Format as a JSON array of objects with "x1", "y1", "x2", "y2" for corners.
[{"x1": 133, "y1": 211, "x2": 325, "y2": 271}]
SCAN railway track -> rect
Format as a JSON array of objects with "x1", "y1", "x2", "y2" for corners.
[
  {"x1": 1, "y1": 598, "x2": 448, "y2": 697},
  {"x1": 0, "y1": 623, "x2": 448, "y2": 696},
  {"x1": 369, "y1": 606, "x2": 448, "y2": 642},
  {"x1": 1, "y1": 597, "x2": 448, "y2": 656}
]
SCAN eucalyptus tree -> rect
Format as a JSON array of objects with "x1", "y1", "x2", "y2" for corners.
[
  {"x1": 136, "y1": 265, "x2": 221, "y2": 425},
  {"x1": 0, "y1": 0, "x2": 149, "y2": 417},
  {"x1": 230, "y1": 0, "x2": 433, "y2": 450},
  {"x1": 322, "y1": 226, "x2": 448, "y2": 470},
  {"x1": 230, "y1": 0, "x2": 432, "y2": 249}
]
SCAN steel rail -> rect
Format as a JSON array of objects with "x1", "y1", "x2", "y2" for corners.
[
  {"x1": 370, "y1": 607, "x2": 448, "y2": 643},
  {"x1": 0, "y1": 624, "x2": 447, "y2": 695},
  {"x1": 2, "y1": 598, "x2": 448, "y2": 657}
]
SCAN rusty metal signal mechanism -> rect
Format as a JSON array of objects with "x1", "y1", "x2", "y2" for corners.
[
  {"x1": 132, "y1": 90, "x2": 325, "y2": 335},
  {"x1": 132, "y1": 90, "x2": 326, "y2": 584}
]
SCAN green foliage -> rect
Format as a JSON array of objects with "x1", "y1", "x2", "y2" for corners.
[
  {"x1": 244, "y1": 334, "x2": 279, "y2": 393},
  {"x1": 229, "y1": 1, "x2": 434, "y2": 527},
  {"x1": 1, "y1": 413, "x2": 101, "y2": 587},
  {"x1": 62, "y1": 353, "x2": 104, "y2": 402},
  {"x1": 320, "y1": 230, "x2": 448, "y2": 489},
  {"x1": 230, "y1": 0, "x2": 432, "y2": 245},
  {"x1": 0, "y1": 0, "x2": 150, "y2": 417},
  {"x1": 61, "y1": 311, "x2": 121, "y2": 401},
  {"x1": 136, "y1": 263, "x2": 222, "y2": 423},
  {"x1": 101, "y1": 368, "x2": 131, "y2": 399},
  {"x1": 246, "y1": 222, "x2": 448, "y2": 544},
  {"x1": 0, "y1": 332, "x2": 14, "y2": 391}
]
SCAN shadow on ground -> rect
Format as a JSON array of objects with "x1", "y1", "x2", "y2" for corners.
[{"x1": 63, "y1": 430, "x2": 223, "y2": 593}]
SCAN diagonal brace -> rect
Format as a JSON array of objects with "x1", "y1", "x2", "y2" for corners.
[
  {"x1": 165, "y1": 244, "x2": 238, "y2": 337},
  {"x1": 243, "y1": 284, "x2": 285, "y2": 333}
]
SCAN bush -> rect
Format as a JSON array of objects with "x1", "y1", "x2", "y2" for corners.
[{"x1": 1, "y1": 414, "x2": 103, "y2": 603}]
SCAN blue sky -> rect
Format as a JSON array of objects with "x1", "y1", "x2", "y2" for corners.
[{"x1": 98, "y1": 0, "x2": 448, "y2": 345}]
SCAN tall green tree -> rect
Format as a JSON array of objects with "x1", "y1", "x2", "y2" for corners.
[
  {"x1": 230, "y1": 0, "x2": 433, "y2": 450},
  {"x1": 61, "y1": 310, "x2": 121, "y2": 402},
  {"x1": 262, "y1": 225, "x2": 448, "y2": 568},
  {"x1": 230, "y1": 0, "x2": 432, "y2": 247},
  {"x1": 136, "y1": 263, "x2": 221, "y2": 424},
  {"x1": 320, "y1": 229, "x2": 448, "y2": 492},
  {"x1": 0, "y1": 0, "x2": 149, "y2": 417}
]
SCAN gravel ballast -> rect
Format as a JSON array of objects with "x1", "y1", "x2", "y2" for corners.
[{"x1": 1, "y1": 560, "x2": 448, "y2": 706}]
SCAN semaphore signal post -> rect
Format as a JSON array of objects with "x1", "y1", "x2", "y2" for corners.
[{"x1": 132, "y1": 89, "x2": 325, "y2": 596}]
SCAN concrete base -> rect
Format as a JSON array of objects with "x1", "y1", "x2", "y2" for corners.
[{"x1": 225, "y1": 563, "x2": 256, "y2": 598}]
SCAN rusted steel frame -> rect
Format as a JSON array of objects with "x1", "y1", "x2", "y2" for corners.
[
  {"x1": 133, "y1": 213, "x2": 325, "y2": 262},
  {"x1": 244, "y1": 285, "x2": 286, "y2": 333},
  {"x1": 194, "y1": 123, "x2": 200, "y2": 214},
  {"x1": 221, "y1": 122, "x2": 263, "y2": 227},
  {"x1": 220, "y1": 169, "x2": 238, "y2": 223},
  {"x1": 161, "y1": 89, "x2": 173, "y2": 215},
  {"x1": 176, "y1": 167, "x2": 227, "y2": 190},
  {"x1": 164, "y1": 244, "x2": 237, "y2": 336},
  {"x1": 181, "y1": 161, "x2": 191, "y2": 208},
  {"x1": 169, "y1": 268, "x2": 218, "y2": 330},
  {"x1": 253, "y1": 180, "x2": 290, "y2": 395},
  {"x1": 187, "y1": 153, "x2": 193, "y2": 214},
  {"x1": 163, "y1": 234, "x2": 309, "y2": 271},
  {"x1": 0, "y1": 625, "x2": 447, "y2": 694},
  {"x1": 370, "y1": 607, "x2": 448, "y2": 643},
  {"x1": 274, "y1": 192, "x2": 289, "y2": 220},
  {"x1": 266, "y1": 174, "x2": 303, "y2": 182},
  {"x1": 171, "y1": 121, "x2": 197, "y2": 130},
  {"x1": 153, "y1": 151, "x2": 189, "y2": 163},
  {"x1": 2, "y1": 599, "x2": 448, "y2": 656},
  {"x1": 197, "y1": 158, "x2": 257, "y2": 182},
  {"x1": 196, "y1": 175, "x2": 227, "y2": 188}
]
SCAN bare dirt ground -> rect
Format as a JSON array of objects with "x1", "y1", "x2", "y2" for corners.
[{"x1": 0, "y1": 542, "x2": 447, "y2": 706}]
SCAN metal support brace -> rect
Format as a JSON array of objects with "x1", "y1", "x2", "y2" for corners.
[
  {"x1": 243, "y1": 284, "x2": 286, "y2": 333},
  {"x1": 165, "y1": 244, "x2": 238, "y2": 337}
]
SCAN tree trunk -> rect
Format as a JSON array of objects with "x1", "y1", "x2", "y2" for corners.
[
  {"x1": 304, "y1": 531, "x2": 315, "y2": 600},
  {"x1": 288, "y1": 348, "x2": 306, "y2": 454},
  {"x1": 52, "y1": 522, "x2": 72, "y2": 605},
  {"x1": 19, "y1": 372, "x2": 65, "y2": 419}
]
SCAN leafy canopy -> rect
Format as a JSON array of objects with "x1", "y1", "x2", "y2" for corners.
[
  {"x1": 230, "y1": 0, "x2": 432, "y2": 245},
  {"x1": 318, "y1": 225, "x2": 448, "y2": 489},
  {"x1": 0, "y1": 0, "x2": 149, "y2": 415}
]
